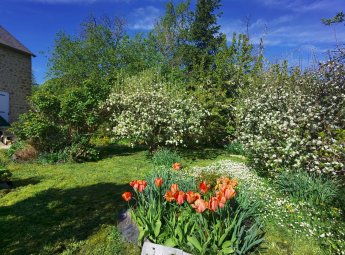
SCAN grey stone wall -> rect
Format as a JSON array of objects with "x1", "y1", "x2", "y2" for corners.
[{"x1": 0, "y1": 46, "x2": 32, "y2": 123}]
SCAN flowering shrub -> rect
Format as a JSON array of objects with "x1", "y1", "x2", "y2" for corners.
[
  {"x1": 105, "y1": 71, "x2": 208, "y2": 150},
  {"x1": 121, "y1": 166, "x2": 263, "y2": 254},
  {"x1": 237, "y1": 61, "x2": 345, "y2": 176}
]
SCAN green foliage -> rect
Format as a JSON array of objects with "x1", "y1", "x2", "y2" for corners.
[
  {"x1": 192, "y1": 33, "x2": 261, "y2": 144},
  {"x1": 186, "y1": 0, "x2": 224, "y2": 70},
  {"x1": 152, "y1": 148, "x2": 181, "y2": 168},
  {"x1": 6, "y1": 141, "x2": 26, "y2": 158},
  {"x1": 224, "y1": 143, "x2": 245, "y2": 155},
  {"x1": 275, "y1": 170, "x2": 339, "y2": 205},
  {"x1": 151, "y1": 0, "x2": 192, "y2": 68},
  {"x1": 37, "y1": 151, "x2": 69, "y2": 164},
  {"x1": 322, "y1": 12, "x2": 345, "y2": 26},
  {"x1": 11, "y1": 16, "x2": 128, "y2": 161}
]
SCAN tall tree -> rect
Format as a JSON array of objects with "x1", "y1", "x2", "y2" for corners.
[
  {"x1": 322, "y1": 12, "x2": 345, "y2": 26},
  {"x1": 186, "y1": 0, "x2": 224, "y2": 70},
  {"x1": 190, "y1": 0, "x2": 223, "y2": 52},
  {"x1": 151, "y1": 0, "x2": 192, "y2": 68}
]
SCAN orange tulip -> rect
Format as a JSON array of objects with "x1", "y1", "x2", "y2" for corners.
[
  {"x1": 174, "y1": 191, "x2": 185, "y2": 205},
  {"x1": 172, "y1": 162, "x2": 181, "y2": 170},
  {"x1": 223, "y1": 187, "x2": 236, "y2": 200},
  {"x1": 229, "y1": 179, "x2": 238, "y2": 188},
  {"x1": 154, "y1": 177, "x2": 163, "y2": 188},
  {"x1": 208, "y1": 197, "x2": 219, "y2": 212},
  {"x1": 186, "y1": 191, "x2": 201, "y2": 204},
  {"x1": 164, "y1": 190, "x2": 175, "y2": 202},
  {"x1": 199, "y1": 181, "x2": 210, "y2": 194},
  {"x1": 192, "y1": 198, "x2": 208, "y2": 213},
  {"x1": 122, "y1": 192, "x2": 132, "y2": 202},
  {"x1": 170, "y1": 183, "x2": 179, "y2": 194},
  {"x1": 130, "y1": 180, "x2": 147, "y2": 192}
]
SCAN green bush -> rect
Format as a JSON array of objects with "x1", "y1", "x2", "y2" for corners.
[
  {"x1": 152, "y1": 148, "x2": 181, "y2": 168},
  {"x1": 275, "y1": 170, "x2": 339, "y2": 205},
  {"x1": 224, "y1": 142, "x2": 245, "y2": 155},
  {"x1": 37, "y1": 137, "x2": 99, "y2": 164},
  {"x1": 6, "y1": 141, "x2": 27, "y2": 158}
]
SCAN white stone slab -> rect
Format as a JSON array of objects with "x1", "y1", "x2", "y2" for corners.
[{"x1": 141, "y1": 240, "x2": 192, "y2": 255}]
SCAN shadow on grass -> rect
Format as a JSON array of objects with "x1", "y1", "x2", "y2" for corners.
[
  {"x1": 0, "y1": 183, "x2": 129, "y2": 255},
  {"x1": 98, "y1": 144, "x2": 147, "y2": 159},
  {"x1": 178, "y1": 147, "x2": 224, "y2": 162},
  {"x1": 12, "y1": 177, "x2": 41, "y2": 188}
]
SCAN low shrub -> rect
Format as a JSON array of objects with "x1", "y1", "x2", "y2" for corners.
[
  {"x1": 152, "y1": 148, "x2": 181, "y2": 168},
  {"x1": 6, "y1": 141, "x2": 26, "y2": 158},
  {"x1": 224, "y1": 143, "x2": 245, "y2": 155},
  {"x1": 121, "y1": 166, "x2": 263, "y2": 254},
  {"x1": 66, "y1": 136, "x2": 100, "y2": 162},
  {"x1": 275, "y1": 170, "x2": 339, "y2": 205},
  {"x1": 37, "y1": 139, "x2": 99, "y2": 164},
  {"x1": 37, "y1": 150, "x2": 69, "y2": 164}
]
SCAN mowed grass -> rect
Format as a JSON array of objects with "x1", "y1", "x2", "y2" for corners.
[
  {"x1": 1, "y1": 145, "x2": 338, "y2": 255},
  {"x1": 0, "y1": 145, "x2": 232, "y2": 255},
  {"x1": 0, "y1": 145, "x2": 153, "y2": 255}
]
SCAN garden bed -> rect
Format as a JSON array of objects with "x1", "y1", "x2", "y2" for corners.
[{"x1": 121, "y1": 161, "x2": 264, "y2": 255}]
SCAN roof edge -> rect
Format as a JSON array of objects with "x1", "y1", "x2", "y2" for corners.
[{"x1": 0, "y1": 42, "x2": 36, "y2": 57}]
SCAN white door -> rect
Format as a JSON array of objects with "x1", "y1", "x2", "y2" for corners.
[{"x1": 0, "y1": 91, "x2": 9, "y2": 122}]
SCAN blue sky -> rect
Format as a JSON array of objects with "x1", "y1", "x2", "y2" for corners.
[{"x1": 0, "y1": 0, "x2": 344, "y2": 84}]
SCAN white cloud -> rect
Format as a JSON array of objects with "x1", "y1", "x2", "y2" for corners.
[
  {"x1": 221, "y1": 13, "x2": 345, "y2": 60},
  {"x1": 128, "y1": 6, "x2": 160, "y2": 30},
  {"x1": 258, "y1": 0, "x2": 343, "y2": 13}
]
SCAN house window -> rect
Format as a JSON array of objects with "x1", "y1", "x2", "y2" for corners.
[{"x1": 0, "y1": 91, "x2": 10, "y2": 122}]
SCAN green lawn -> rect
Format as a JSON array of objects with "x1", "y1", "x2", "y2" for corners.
[
  {"x1": 1, "y1": 146, "x2": 343, "y2": 255},
  {"x1": 0, "y1": 145, "x2": 233, "y2": 255}
]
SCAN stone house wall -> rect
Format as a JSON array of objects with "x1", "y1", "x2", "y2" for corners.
[{"x1": 0, "y1": 46, "x2": 32, "y2": 123}]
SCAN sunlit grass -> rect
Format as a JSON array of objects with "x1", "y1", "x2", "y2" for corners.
[{"x1": 1, "y1": 145, "x2": 342, "y2": 254}]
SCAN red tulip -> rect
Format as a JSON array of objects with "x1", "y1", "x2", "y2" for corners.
[
  {"x1": 172, "y1": 162, "x2": 181, "y2": 170},
  {"x1": 154, "y1": 177, "x2": 163, "y2": 188},
  {"x1": 174, "y1": 191, "x2": 185, "y2": 205},
  {"x1": 217, "y1": 192, "x2": 227, "y2": 208},
  {"x1": 122, "y1": 192, "x2": 132, "y2": 202},
  {"x1": 199, "y1": 181, "x2": 209, "y2": 194}
]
